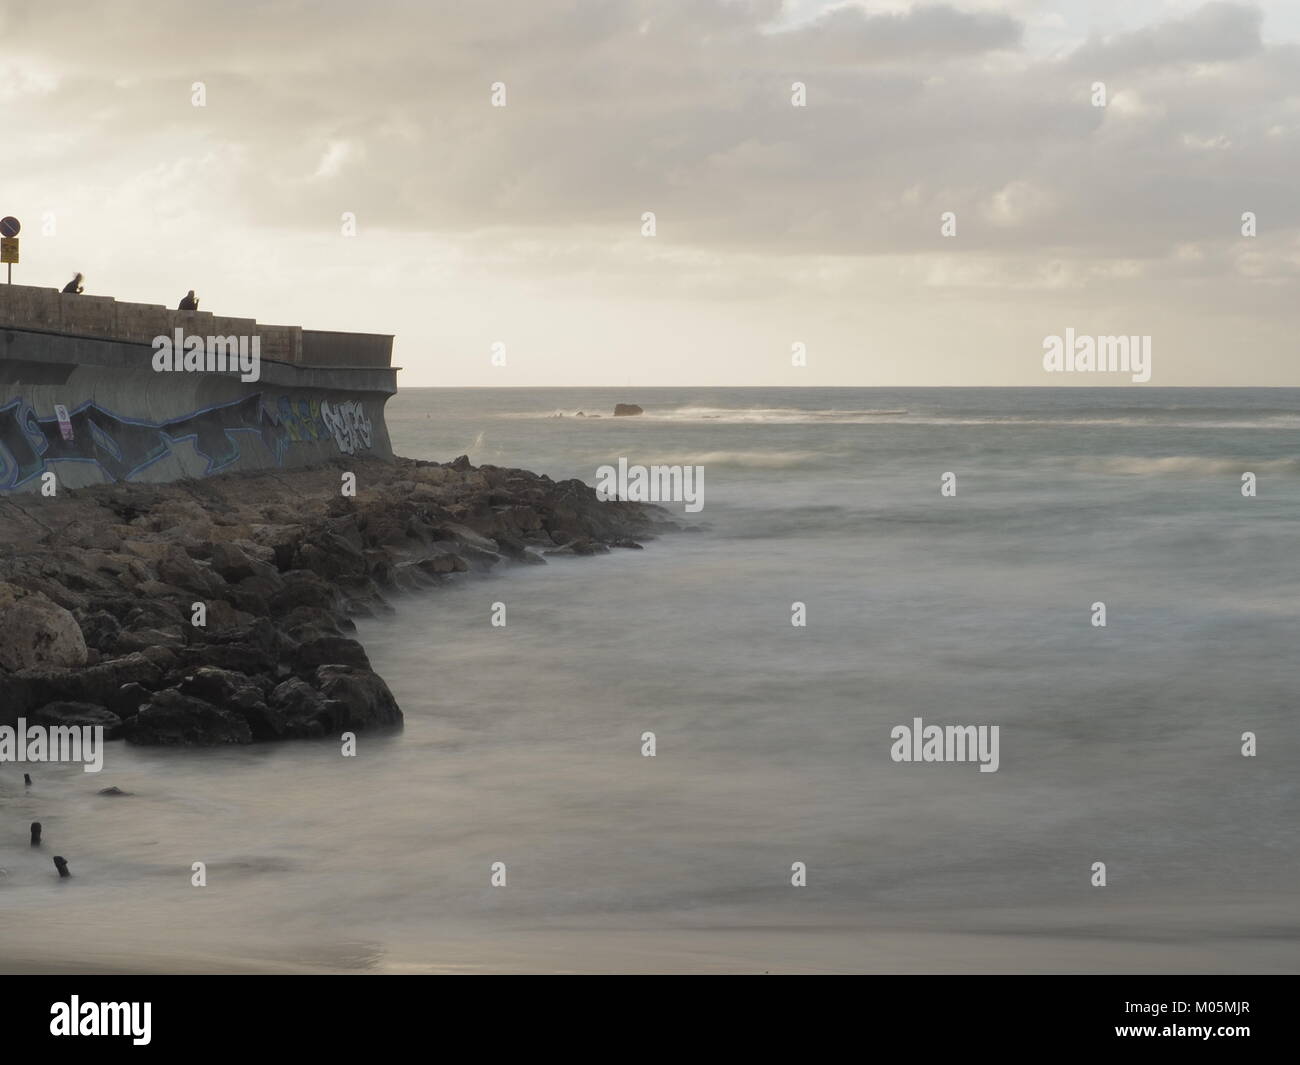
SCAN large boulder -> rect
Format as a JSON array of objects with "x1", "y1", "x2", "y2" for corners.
[
  {"x1": 613, "y1": 403, "x2": 643, "y2": 416},
  {"x1": 314, "y1": 665, "x2": 403, "y2": 731},
  {"x1": 0, "y1": 582, "x2": 88, "y2": 672}
]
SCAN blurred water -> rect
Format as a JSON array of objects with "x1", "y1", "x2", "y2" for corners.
[{"x1": 2, "y1": 388, "x2": 1297, "y2": 973}]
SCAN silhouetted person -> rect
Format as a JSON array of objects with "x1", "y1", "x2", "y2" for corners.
[
  {"x1": 178, "y1": 290, "x2": 199, "y2": 311},
  {"x1": 62, "y1": 272, "x2": 84, "y2": 294}
]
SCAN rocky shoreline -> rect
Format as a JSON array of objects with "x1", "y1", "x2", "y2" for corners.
[{"x1": 0, "y1": 456, "x2": 677, "y2": 747}]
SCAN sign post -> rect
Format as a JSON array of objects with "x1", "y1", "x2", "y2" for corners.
[{"x1": 0, "y1": 217, "x2": 20, "y2": 284}]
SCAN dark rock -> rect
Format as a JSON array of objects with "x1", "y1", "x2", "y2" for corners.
[
  {"x1": 174, "y1": 642, "x2": 277, "y2": 677},
  {"x1": 209, "y1": 542, "x2": 257, "y2": 583},
  {"x1": 178, "y1": 666, "x2": 270, "y2": 708},
  {"x1": 270, "y1": 570, "x2": 339, "y2": 614},
  {"x1": 313, "y1": 665, "x2": 403, "y2": 731},
  {"x1": 292, "y1": 635, "x2": 371, "y2": 674},
  {"x1": 110, "y1": 682, "x2": 153, "y2": 717},
  {"x1": 613, "y1": 403, "x2": 644, "y2": 416},
  {"x1": 127, "y1": 688, "x2": 253, "y2": 746},
  {"x1": 269, "y1": 677, "x2": 333, "y2": 738},
  {"x1": 76, "y1": 610, "x2": 122, "y2": 651},
  {"x1": 30, "y1": 701, "x2": 124, "y2": 740},
  {"x1": 156, "y1": 545, "x2": 221, "y2": 596}
]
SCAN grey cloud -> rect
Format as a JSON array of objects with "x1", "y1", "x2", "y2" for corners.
[
  {"x1": 1068, "y1": 1, "x2": 1264, "y2": 74},
  {"x1": 6, "y1": 0, "x2": 1298, "y2": 281}
]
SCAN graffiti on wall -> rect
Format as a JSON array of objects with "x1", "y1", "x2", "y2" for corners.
[
  {"x1": 0, "y1": 392, "x2": 376, "y2": 489},
  {"x1": 320, "y1": 399, "x2": 373, "y2": 455}
]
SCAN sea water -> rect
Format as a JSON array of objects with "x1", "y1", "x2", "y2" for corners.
[{"x1": 1, "y1": 388, "x2": 1297, "y2": 973}]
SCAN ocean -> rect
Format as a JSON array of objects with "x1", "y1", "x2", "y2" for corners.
[{"x1": 2, "y1": 387, "x2": 1298, "y2": 973}]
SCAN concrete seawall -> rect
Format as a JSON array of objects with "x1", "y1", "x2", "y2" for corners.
[{"x1": 0, "y1": 285, "x2": 396, "y2": 492}]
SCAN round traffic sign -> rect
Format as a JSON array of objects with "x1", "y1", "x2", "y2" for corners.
[{"x1": 0, "y1": 217, "x2": 19, "y2": 237}]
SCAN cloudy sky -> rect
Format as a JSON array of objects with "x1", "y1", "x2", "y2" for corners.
[{"x1": 2, "y1": 0, "x2": 1297, "y2": 386}]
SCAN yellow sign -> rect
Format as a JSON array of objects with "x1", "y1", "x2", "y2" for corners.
[{"x1": 0, "y1": 237, "x2": 17, "y2": 264}]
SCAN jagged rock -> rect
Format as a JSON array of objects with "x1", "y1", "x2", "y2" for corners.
[
  {"x1": 209, "y1": 541, "x2": 256, "y2": 583},
  {"x1": 314, "y1": 665, "x2": 402, "y2": 731},
  {"x1": 175, "y1": 667, "x2": 281, "y2": 740}
]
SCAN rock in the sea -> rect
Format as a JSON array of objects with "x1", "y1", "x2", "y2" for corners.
[
  {"x1": 30, "y1": 701, "x2": 124, "y2": 740},
  {"x1": 613, "y1": 403, "x2": 643, "y2": 416},
  {"x1": 314, "y1": 665, "x2": 403, "y2": 731},
  {"x1": 128, "y1": 688, "x2": 253, "y2": 746},
  {"x1": 0, "y1": 582, "x2": 89, "y2": 672}
]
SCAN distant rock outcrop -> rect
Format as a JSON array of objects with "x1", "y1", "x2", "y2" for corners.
[{"x1": 613, "y1": 403, "x2": 643, "y2": 416}]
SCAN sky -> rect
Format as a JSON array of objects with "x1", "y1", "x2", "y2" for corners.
[{"x1": 2, "y1": 0, "x2": 1298, "y2": 387}]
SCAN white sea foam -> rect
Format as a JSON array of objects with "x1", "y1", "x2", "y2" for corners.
[
  {"x1": 1082, "y1": 455, "x2": 1300, "y2": 475},
  {"x1": 652, "y1": 449, "x2": 827, "y2": 469},
  {"x1": 511, "y1": 406, "x2": 909, "y2": 424}
]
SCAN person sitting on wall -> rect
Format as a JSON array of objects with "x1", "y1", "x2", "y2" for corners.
[
  {"x1": 178, "y1": 290, "x2": 200, "y2": 311},
  {"x1": 61, "y1": 273, "x2": 85, "y2": 295}
]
